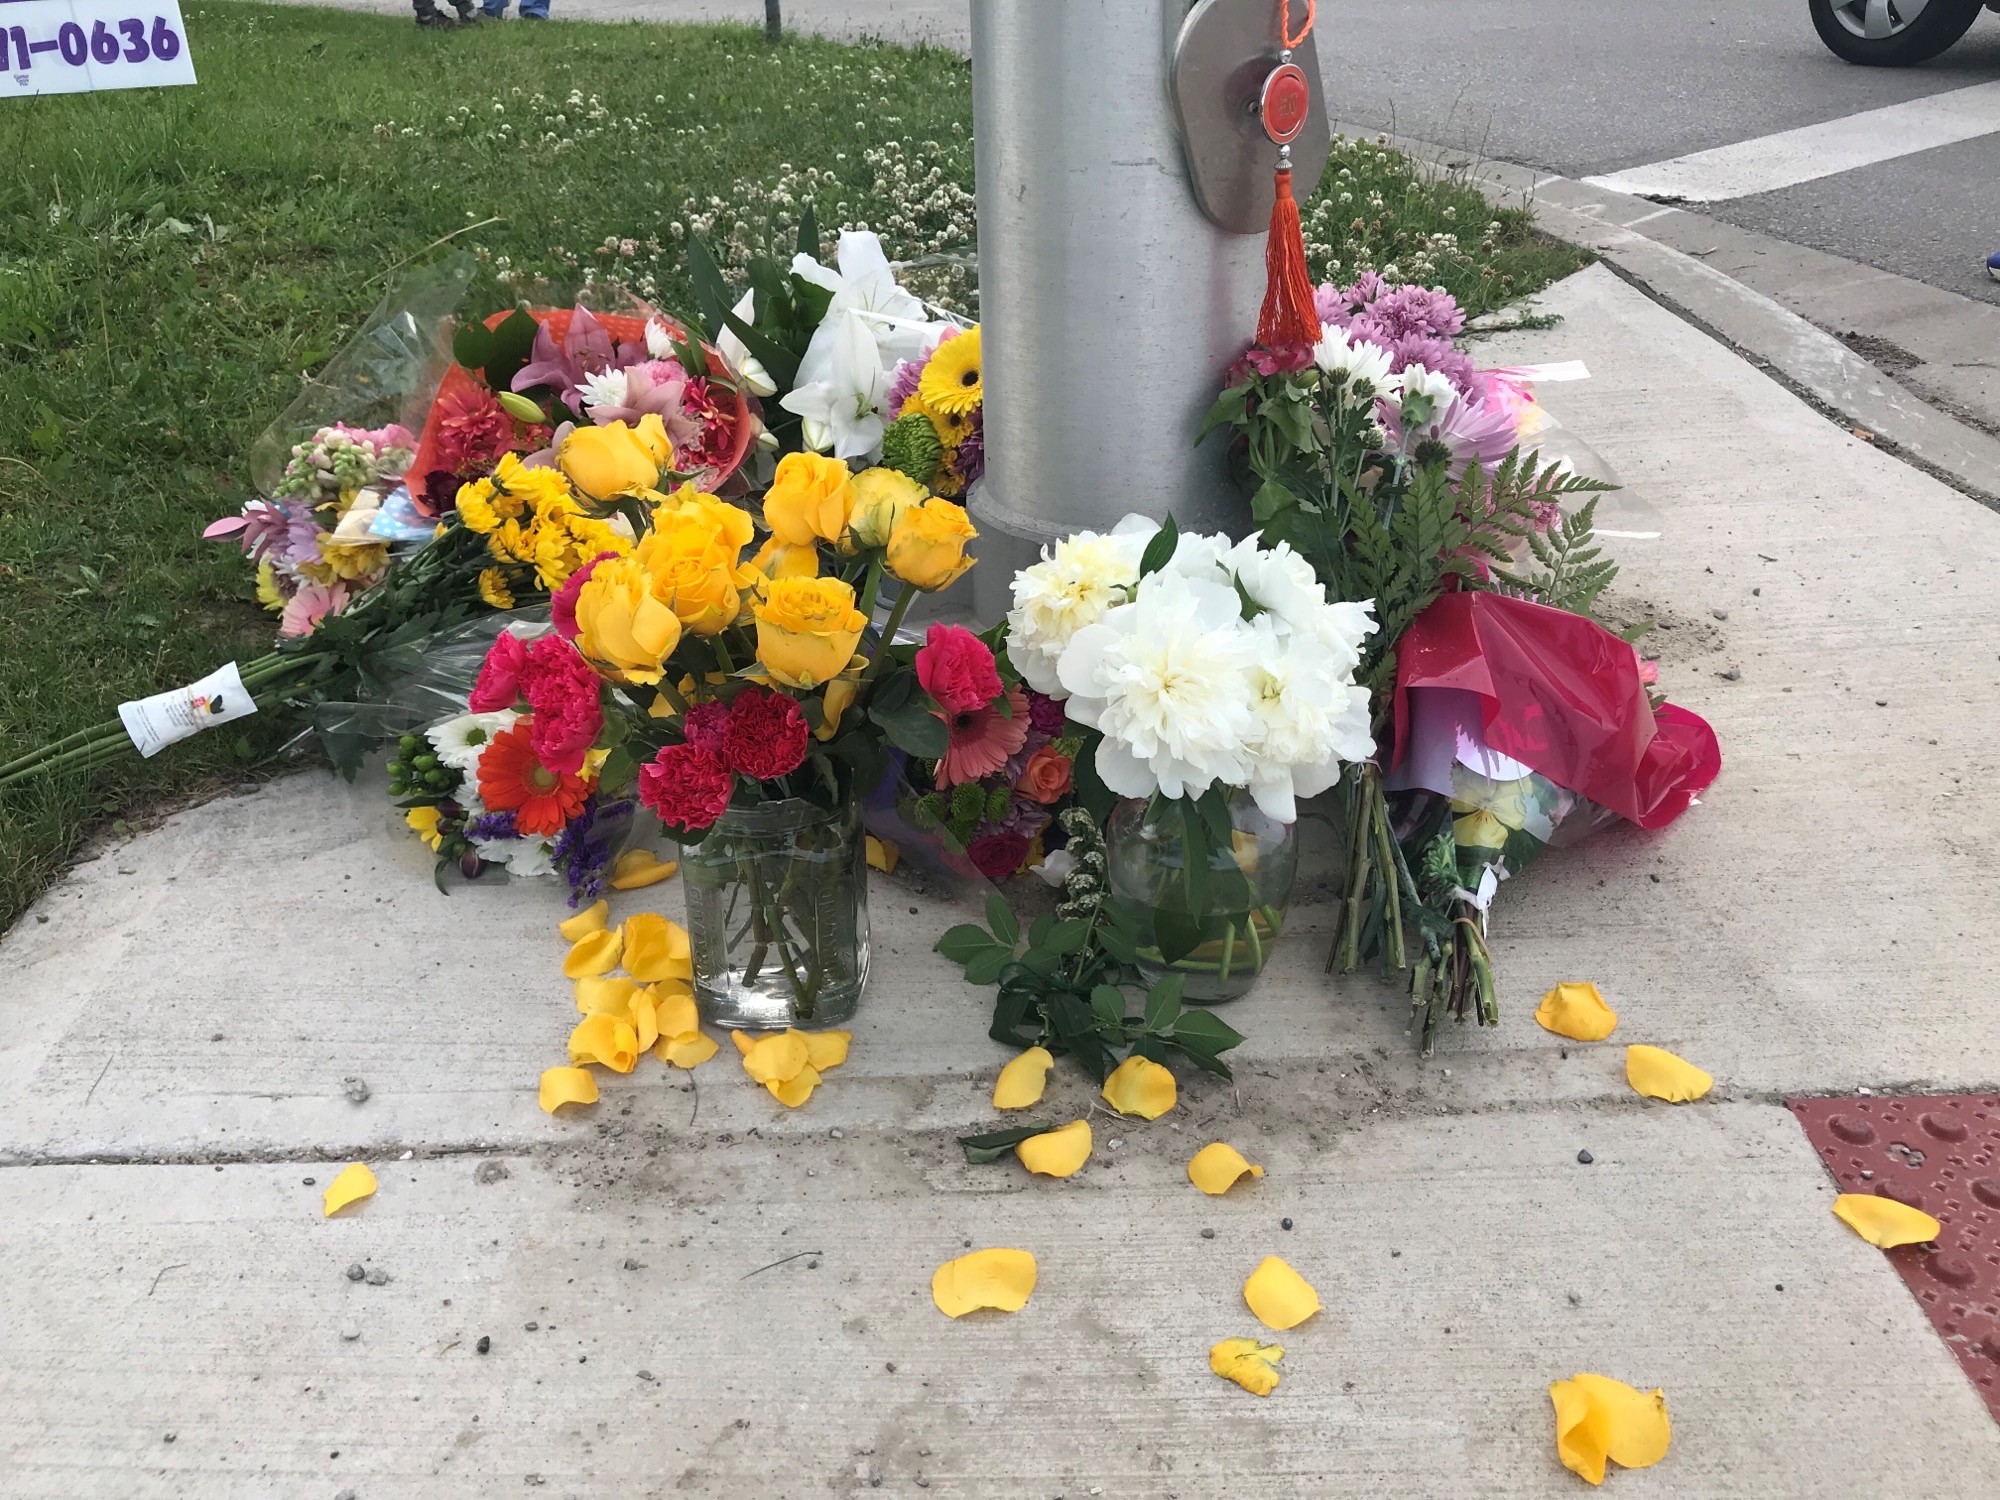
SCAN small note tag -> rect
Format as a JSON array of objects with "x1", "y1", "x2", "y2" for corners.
[{"x1": 118, "y1": 661, "x2": 257, "y2": 758}]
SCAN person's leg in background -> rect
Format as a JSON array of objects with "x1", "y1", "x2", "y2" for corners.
[
  {"x1": 413, "y1": 0, "x2": 455, "y2": 24},
  {"x1": 482, "y1": 0, "x2": 511, "y2": 16},
  {"x1": 518, "y1": 0, "x2": 549, "y2": 17}
]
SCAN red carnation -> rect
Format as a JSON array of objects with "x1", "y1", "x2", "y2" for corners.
[
  {"x1": 720, "y1": 687, "x2": 810, "y2": 781},
  {"x1": 469, "y1": 631, "x2": 530, "y2": 712},
  {"x1": 967, "y1": 830, "x2": 1031, "y2": 881},
  {"x1": 915, "y1": 623, "x2": 1001, "y2": 716},
  {"x1": 681, "y1": 700, "x2": 730, "y2": 757},
  {"x1": 639, "y1": 744, "x2": 734, "y2": 831},
  {"x1": 550, "y1": 550, "x2": 621, "y2": 640},
  {"x1": 520, "y1": 634, "x2": 604, "y2": 776}
]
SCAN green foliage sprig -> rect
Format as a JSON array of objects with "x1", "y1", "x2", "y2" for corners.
[{"x1": 935, "y1": 808, "x2": 1244, "y2": 1082}]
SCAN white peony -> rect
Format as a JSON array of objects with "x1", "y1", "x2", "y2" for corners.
[
  {"x1": 427, "y1": 710, "x2": 520, "y2": 776},
  {"x1": 1057, "y1": 572, "x2": 1264, "y2": 802},
  {"x1": 1241, "y1": 615, "x2": 1375, "y2": 821},
  {"x1": 1005, "y1": 527, "x2": 1149, "y2": 696}
]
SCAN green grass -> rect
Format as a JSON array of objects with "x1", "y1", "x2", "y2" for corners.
[{"x1": 0, "y1": 4, "x2": 1580, "y2": 932}]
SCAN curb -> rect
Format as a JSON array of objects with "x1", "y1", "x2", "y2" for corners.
[{"x1": 1340, "y1": 122, "x2": 2000, "y2": 512}]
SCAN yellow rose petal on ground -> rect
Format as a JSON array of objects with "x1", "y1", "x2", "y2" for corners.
[
  {"x1": 622, "y1": 913, "x2": 693, "y2": 984},
  {"x1": 1243, "y1": 1256, "x2": 1321, "y2": 1330},
  {"x1": 657, "y1": 1030, "x2": 720, "y2": 1069},
  {"x1": 1188, "y1": 1142, "x2": 1265, "y2": 1196},
  {"x1": 767, "y1": 1063, "x2": 822, "y2": 1108},
  {"x1": 629, "y1": 991, "x2": 660, "y2": 1052},
  {"x1": 1833, "y1": 1193, "x2": 1942, "y2": 1248},
  {"x1": 802, "y1": 1030, "x2": 851, "y2": 1071},
  {"x1": 322, "y1": 1163, "x2": 376, "y2": 1218},
  {"x1": 1101, "y1": 1055, "x2": 1177, "y2": 1119},
  {"x1": 931, "y1": 1248, "x2": 1038, "y2": 1318},
  {"x1": 1550, "y1": 1373, "x2": 1672, "y2": 1486},
  {"x1": 609, "y1": 850, "x2": 677, "y2": 890},
  {"x1": 650, "y1": 984, "x2": 699, "y2": 1040},
  {"x1": 569, "y1": 1013, "x2": 640, "y2": 1074},
  {"x1": 575, "y1": 975, "x2": 639, "y2": 1018},
  {"x1": 558, "y1": 900, "x2": 609, "y2": 941},
  {"x1": 562, "y1": 927, "x2": 624, "y2": 979},
  {"x1": 993, "y1": 1046, "x2": 1054, "y2": 1110},
  {"x1": 741, "y1": 1031, "x2": 810, "y2": 1086},
  {"x1": 1535, "y1": 981, "x2": 1618, "y2": 1042},
  {"x1": 731, "y1": 1029, "x2": 755, "y2": 1056},
  {"x1": 539, "y1": 1065, "x2": 599, "y2": 1114},
  {"x1": 865, "y1": 835, "x2": 899, "y2": 873},
  {"x1": 1015, "y1": 1119, "x2": 1092, "y2": 1177},
  {"x1": 1625, "y1": 1045, "x2": 1713, "y2": 1103},
  {"x1": 1209, "y1": 1337, "x2": 1284, "y2": 1397}
]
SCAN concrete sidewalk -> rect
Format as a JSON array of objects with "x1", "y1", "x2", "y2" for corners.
[{"x1": 4, "y1": 265, "x2": 1998, "y2": 1495}]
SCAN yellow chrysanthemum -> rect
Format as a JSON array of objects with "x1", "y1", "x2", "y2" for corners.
[
  {"x1": 301, "y1": 536, "x2": 389, "y2": 585},
  {"x1": 477, "y1": 567, "x2": 516, "y2": 609},
  {"x1": 917, "y1": 326, "x2": 982, "y2": 416},
  {"x1": 486, "y1": 519, "x2": 537, "y2": 567},
  {"x1": 492, "y1": 452, "x2": 573, "y2": 519},
  {"x1": 255, "y1": 560, "x2": 285, "y2": 613},
  {"x1": 456, "y1": 483, "x2": 502, "y2": 534}
]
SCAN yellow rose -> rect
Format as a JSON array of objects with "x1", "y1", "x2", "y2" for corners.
[
  {"x1": 635, "y1": 516, "x2": 757, "y2": 637},
  {"x1": 844, "y1": 467, "x2": 927, "y2": 552},
  {"x1": 559, "y1": 415, "x2": 673, "y2": 502},
  {"x1": 885, "y1": 498, "x2": 978, "y2": 592},
  {"x1": 754, "y1": 577, "x2": 868, "y2": 689},
  {"x1": 575, "y1": 556, "x2": 684, "y2": 683},
  {"x1": 751, "y1": 535, "x2": 821, "y2": 581},
  {"x1": 762, "y1": 451, "x2": 853, "y2": 547},
  {"x1": 652, "y1": 483, "x2": 755, "y2": 556}
]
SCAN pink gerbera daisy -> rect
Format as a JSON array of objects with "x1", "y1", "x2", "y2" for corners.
[{"x1": 936, "y1": 684, "x2": 1029, "y2": 787}]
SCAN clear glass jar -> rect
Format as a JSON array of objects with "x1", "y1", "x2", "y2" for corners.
[
  {"x1": 680, "y1": 793, "x2": 870, "y2": 1029},
  {"x1": 1104, "y1": 792, "x2": 1299, "y2": 1003}
]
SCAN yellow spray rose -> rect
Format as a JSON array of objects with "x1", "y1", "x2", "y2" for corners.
[
  {"x1": 559, "y1": 414, "x2": 674, "y2": 501},
  {"x1": 845, "y1": 467, "x2": 927, "y2": 552},
  {"x1": 751, "y1": 535, "x2": 822, "y2": 581},
  {"x1": 754, "y1": 577, "x2": 868, "y2": 689},
  {"x1": 635, "y1": 515, "x2": 758, "y2": 637},
  {"x1": 885, "y1": 498, "x2": 978, "y2": 591},
  {"x1": 816, "y1": 668, "x2": 863, "y2": 742},
  {"x1": 575, "y1": 555, "x2": 684, "y2": 683},
  {"x1": 762, "y1": 451, "x2": 853, "y2": 547}
]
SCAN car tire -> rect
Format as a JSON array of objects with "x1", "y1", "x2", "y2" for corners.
[{"x1": 1810, "y1": 0, "x2": 1985, "y2": 65}]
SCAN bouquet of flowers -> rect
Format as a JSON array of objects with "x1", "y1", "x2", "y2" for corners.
[
  {"x1": 1205, "y1": 273, "x2": 1721, "y2": 1049},
  {"x1": 458, "y1": 434, "x2": 989, "y2": 1025}
]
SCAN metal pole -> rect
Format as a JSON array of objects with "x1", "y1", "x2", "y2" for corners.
[{"x1": 764, "y1": 0, "x2": 781, "y2": 42}]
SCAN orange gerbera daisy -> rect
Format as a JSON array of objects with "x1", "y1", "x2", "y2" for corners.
[{"x1": 477, "y1": 721, "x2": 589, "y2": 837}]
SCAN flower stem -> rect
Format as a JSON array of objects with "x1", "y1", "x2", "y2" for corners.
[{"x1": 860, "y1": 581, "x2": 919, "y2": 685}]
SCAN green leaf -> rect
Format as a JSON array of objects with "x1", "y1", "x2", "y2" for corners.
[
  {"x1": 1142, "y1": 973, "x2": 1185, "y2": 1032},
  {"x1": 1153, "y1": 906, "x2": 1204, "y2": 967},
  {"x1": 964, "y1": 947, "x2": 1012, "y2": 986},
  {"x1": 1047, "y1": 991, "x2": 1114, "y2": 1081},
  {"x1": 1097, "y1": 918, "x2": 1139, "y2": 966},
  {"x1": 797, "y1": 200, "x2": 821, "y2": 260},
  {"x1": 958, "y1": 1123, "x2": 1058, "y2": 1164},
  {"x1": 1250, "y1": 478, "x2": 1297, "y2": 523},
  {"x1": 484, "y1": 307, "x2": 542, "y2": 392},
  {"x1": 1027, "y1": 913, "x2": 1054, "y2": 950},
  {"x1": 1137, "y1": 514, "x2": 1180, "y2": 579},
  {"x1": 1088, "y1": 984, "x2": 1126, "y2": 1032},
  {"x1": 1071, "y1": 732, "x2": 1115, "y2": 823},
  {"x1": 1044, "y1": 919, "x2": 1091, "y2": 956},
  {"x1": 869, "y1": 702, "x2": 950, "y2": 759},
  {"x1": 1197, "y1": 383, "x2": 1250, "y2": 442},
  {"x1": 451, "y1": 321, "x2": 494, "y2": 372},
  {"x1": 984, "y1": 894, "x2": 1020, "y2": 947},
  {"x1": 936, "y1": 924, "x2": 998, "y2": 964},
  {"x1": 1177, "y1": 797, "x2": 1210, "y2": 913},
  {"x1": 1170, "y1": 1007, "x2": 1245, "y2": 1055},
  {"x1": 685, "y1": 232, "x2": 731, "y2": 337}
]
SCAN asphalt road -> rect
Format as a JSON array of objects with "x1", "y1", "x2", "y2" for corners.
[{"x1": 285, "y1": 0, "x2": 2000, "y2": 302}]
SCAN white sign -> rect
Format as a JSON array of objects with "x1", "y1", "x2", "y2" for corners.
[
  {"x1": 119, "y1": 661, "x2": 256, "y2": 759},
  {"x1": 1, "y1": 0, "x2": 196, "y2": 99}
]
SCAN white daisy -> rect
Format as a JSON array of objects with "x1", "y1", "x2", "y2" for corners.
[{"x1": 427, "y1": 711, "x2": 519, "y2": 776}]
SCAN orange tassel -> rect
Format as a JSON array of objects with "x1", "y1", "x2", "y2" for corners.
[{"x1": 1256, "y1": 167, "x2": 1322, "y2": 351}]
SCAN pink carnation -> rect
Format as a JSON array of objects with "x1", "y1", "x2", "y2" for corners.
[
  {"x1": 915, "y1": 623, "x2": 1001, "y2": 716},
  {"x1": 639, "y1": 744, "x2": 734, "y2": 831},
  {"x1": 469, "y1": 631, "x2": 530, "y2": 711},
  {"x1": 519, "y1": 635, "x2": 603, "y2": 777}
]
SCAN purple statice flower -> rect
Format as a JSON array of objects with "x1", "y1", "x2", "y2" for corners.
[
  {"x1": 950, "y1": 413, "x2": 985, "y2": 488},
  {"x1": 466, "y1": 809, "x2": 520, "y2": 843},
  {"x1": 552, "y1": 795, "x2": 632, "y2": 907}
]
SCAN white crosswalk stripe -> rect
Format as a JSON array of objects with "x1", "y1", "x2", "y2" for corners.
[{"x1": 1582, "y1": 79, "x2": 2000, "y2": 203}]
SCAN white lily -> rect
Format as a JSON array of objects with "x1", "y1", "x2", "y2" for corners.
[
  {"x1": 713, "y1": 291, "x2": 777, "y2": 398},
  {"x1": 781, "y1": 309, "x2": 892, "y2": 460}
]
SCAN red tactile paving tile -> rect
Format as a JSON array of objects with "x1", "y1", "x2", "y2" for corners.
[{"x1": 1788, "y1": 1093, "x2": 2000, "y2": 1423}]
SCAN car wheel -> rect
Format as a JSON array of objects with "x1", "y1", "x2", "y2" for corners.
[{"x1": 1810, "y1": 0, "x2": 1985, "y2": 64}]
